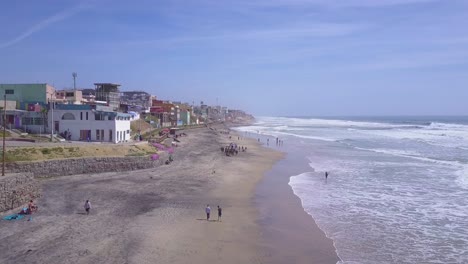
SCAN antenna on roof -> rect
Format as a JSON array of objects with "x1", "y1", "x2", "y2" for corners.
[{"x1": 72, "y1": 72, "x2": 77, "y2": 90}]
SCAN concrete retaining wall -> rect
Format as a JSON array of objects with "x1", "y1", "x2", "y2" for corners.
[
  {"x1": 1, "y1": 154, "x2": 170, "y2": 212},
  {"x1": 0, "y1": 173, "x2": 41, "y2": 212},
  {"x1": 5, "y1": 154, "x2": 169, "y2": 178}
]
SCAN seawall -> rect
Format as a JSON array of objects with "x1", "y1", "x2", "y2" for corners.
[
  {"x1": 0, "y1": 173, "x2": 41, "y2": 212},
  {"x1": 5, "y1": 154, "x2": 169, "y2": 178},
  {"x1": 1, "y1": 154, "x2": 170, "y2": 213}
]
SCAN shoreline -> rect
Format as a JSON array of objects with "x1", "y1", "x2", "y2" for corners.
[
  {"x1": 0, "y1": 125, "x2": 339, "y2": 263},
  {"x1": 249, "y1": 138, "x2": 341, "y2": 264},
  {"x1": 0, "y1": 126, "x2": 282, "y2": 263}
]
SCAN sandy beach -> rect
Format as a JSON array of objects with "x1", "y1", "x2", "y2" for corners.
[{"x1": 0, "y1": 125, "x2": 338, "y2": 263}]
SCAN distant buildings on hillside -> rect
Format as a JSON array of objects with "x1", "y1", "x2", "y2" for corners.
[{"x1": 0, "y1": 82, "x2": 252, "y2": 143}]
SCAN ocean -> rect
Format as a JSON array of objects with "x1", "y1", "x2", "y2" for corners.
[{"x1": 237, "y1": 116, "x2": 468, "y2": 264}]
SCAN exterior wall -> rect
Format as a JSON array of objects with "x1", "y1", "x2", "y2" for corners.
[
  {"x1": 55, "y1": 89, "x2": 83, "y2": 104},
  {"x1": 19, "y1": 111, "x2": 47, "y2": 133},
  {"x1": 6, "y1": 155, "x2": 168, "y2": 178},
  {"x1": 180, "y1": 110, "x2": 191, "y2": 125},
  {"x1": 46, "y1": 84, "x2": 55, "y2": 101},
  {"x1": 50, "y1": 107, "x2": 131, "y2": 143},
  {"x1": 0, "y1": 84, "x2": 53, "y2": 107},
  {"x1": 94, "y1": 83, "x2": 121, "y2": 111},
  {"x1": 0, "y1": 100, "x2": 17, "y2": 110}
]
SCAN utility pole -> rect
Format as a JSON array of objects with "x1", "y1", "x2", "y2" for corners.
[
  {"x1": 72, "y1": 72, "x2": 77, "y2": 103},
  {"x1": 2, "y1": 94, "x2": 7, "y2": 176},
  {"x1": 72, "y1": 72, "x2": 77, "y2": 90},
  {"x1": 50, "y1": 94, "x2": 54, "y2": 142}
]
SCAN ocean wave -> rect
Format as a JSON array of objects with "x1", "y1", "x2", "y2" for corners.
[
  {"x1": 257, "y1": 117, "x2": 424, "y2": 130},
  {"x1": 354, "y1": 147, "x2": 468, "y2": 189},
  {"x1": 274, "y1": 131, "x2": 337, "y2": 142},
  {"x1": 428, "y1": 122, "x2": 468, "y2": 130}
]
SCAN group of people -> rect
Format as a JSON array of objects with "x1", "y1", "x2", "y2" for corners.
[
  {"x1": 275, "y1": 137, "x2": 284, "y2": 146},
  {"x1": 221, "y1": 143, "x2": 247, "y2": 156},
  {"x1": 15, "y1": 199, "x2": 90, "y2": 221},
  {"x1": 60, "y1": 129, "x2": 72, "y2": 140},
  {"x1": 257, "y1": 137, "x2": 284, "y2": 147},
  {"x1": 205, "y1": 205, "x2": 222, "y2": 221}
]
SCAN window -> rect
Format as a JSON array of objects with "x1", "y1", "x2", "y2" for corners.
[
  {"x1": 86, "y1": 112, "x2": 88, "y2": 120},
  {"x1": 62, "y1": 113, "x2": 75, "y2": 120},
  {"x1": 96, "y1": 130, "x2": 100, "y2": 140},
  {"x1": 22, "y1": 117, "x2": 33, "y2": 125},
  {"x1": 80, "y1": 112, "x2": 83, "y2": 120},
  {"x1": 127, "y1": 130, "x2": 130, "y2": 134},
  {"x1": 33, "y1": 118, "x2": 44, "y2": 125},
  {"x1": 66, "y1": 92, "x2": 74, "y2": 97},
  {"x1": 5, "y1": 89, "x2": 14, "y2": 94}
]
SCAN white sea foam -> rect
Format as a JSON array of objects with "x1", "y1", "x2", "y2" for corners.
[
  {"x1": 258, "y1": 116, "x2": 468, "y2": 263},
  {"x1": 429, "y1": 122, "x2": 468, "y2": 130},
  {"x1": 258, "y1": 116, "x2": 421, "y2": 129},
  {"x1": 353, "y1": 147, "x2": 468, "y2": 189}
]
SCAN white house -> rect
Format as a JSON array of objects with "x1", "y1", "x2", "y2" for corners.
[{"x1": 50, "y1": 104, "x2": 131, "y2": 143}]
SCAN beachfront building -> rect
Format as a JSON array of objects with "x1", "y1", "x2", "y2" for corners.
[
  {"x1": 176, "y1": 103, "x2": 193, "y2": 126},
  {"x1": 50, "y1": 104, "x2": 131, "y2": 143},
  {"x1": 0, "y1": 83, "x2": 56, "y2": 131},
  {"x1": 55, "y1": 89, "x2": 82, "y2": 104},
  {"x1": 150, "y1": 99, "x2": 174, "y2": 127},
  {"x1": 0, "y1": 83, "x2": 55, "y2": 108},
  {"x1": 0, "y1": 97, "x2": 23, "y2": 130},
  {"x1": 94, "y1": 83, "x2": 121, "y2": 111}
]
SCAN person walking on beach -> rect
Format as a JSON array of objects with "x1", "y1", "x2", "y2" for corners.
[
  {"x1": 84, "y1": 200, "x2": 91, "y2": 215},
  {"x1": 217, "y1": 205, "x2": 222, "y2": 222},
  {"x1": 205, "y1": 205, "x2": 211, "y2": 221}
]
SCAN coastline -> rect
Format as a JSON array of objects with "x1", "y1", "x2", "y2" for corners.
[
  {"x1": 255, "y1": 155, "x2": 341, "y2": 264},
  {"x1": 0, "y1": 125, "x2": 280, "y2": 263},
  {"x1": 0, "y1": 124, "x2": 339, "y2": 263}
]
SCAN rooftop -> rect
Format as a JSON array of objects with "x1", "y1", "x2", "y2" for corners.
[{"x1": 94, "y1": 83, "x2": 121, "y2": 86}]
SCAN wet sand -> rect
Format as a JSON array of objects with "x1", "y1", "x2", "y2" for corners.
[
  {"x1": 256, "y1": 154, "x2": 341, "y2": 264},
  {"x1": 0, "y1": 126, "x2": 339, "y2": 263}
]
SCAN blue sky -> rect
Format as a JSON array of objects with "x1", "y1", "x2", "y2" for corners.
[{"x1": 1, "y1": 0, "x2": 468, "y2": 116}]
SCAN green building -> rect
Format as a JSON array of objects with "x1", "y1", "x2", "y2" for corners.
[{"x1": 0, "y1": 83, "x2": 55, "y2": 108}]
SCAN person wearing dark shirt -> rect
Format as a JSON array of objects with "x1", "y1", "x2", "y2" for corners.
[{"x1": 217, "y1": 205, "x2": 222, "y2": 222}]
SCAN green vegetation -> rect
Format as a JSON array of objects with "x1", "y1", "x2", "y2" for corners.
[
  {"x1": 4, "y1": 144, "x2": 157, "y2": 162},
  {"x1": 0, "y1": 131, "x2": 11, "y2": 137},
  {"x1": 40, "y1": 148, "x2": 51, "y2": 155}
]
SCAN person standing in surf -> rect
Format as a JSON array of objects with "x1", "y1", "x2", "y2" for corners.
[{"x1": 205, "y1": 205, "x2": 211, "y2": 221}]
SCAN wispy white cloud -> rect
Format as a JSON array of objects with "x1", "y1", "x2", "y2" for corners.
[
  {"x1": 125, "y1": 22, "x2": 368, "y2": 47},
  {"x1": 0, "y1": 4, "x2": 89, "y2": 49},
  {"x1": 348, "y1": 50, "x2": 468, "y2": 71},
  {"x1": 245, "y1": 0, "x2": 438, "y2": 8}
]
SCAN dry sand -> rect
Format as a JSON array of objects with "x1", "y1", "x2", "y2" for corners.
[
  {"x1": 0, "y1": 125, "x2": 340, "y2": 264},
  {"x1": 0, "y1": 126, "x2": 282, "y2": 263}
]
